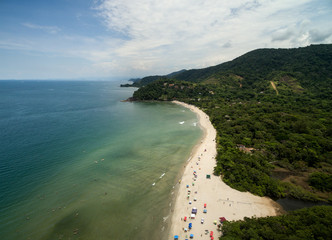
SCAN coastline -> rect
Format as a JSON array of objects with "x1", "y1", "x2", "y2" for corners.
[{"x1": 169, "y1": 100, "x2": 281, "y2": 239}]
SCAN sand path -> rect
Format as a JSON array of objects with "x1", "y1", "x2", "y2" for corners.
[{"x1": 169, "y1": 101, "x2": 280, "y2": 239}]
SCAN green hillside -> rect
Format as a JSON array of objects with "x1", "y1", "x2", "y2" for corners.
[{"x1": 130, "y1": 44, "x2": 332, "y2": 203}]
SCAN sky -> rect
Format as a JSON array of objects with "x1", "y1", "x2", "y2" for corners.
[{"x1": 0, "y1": 0, "x2": 331, "y2": 80}]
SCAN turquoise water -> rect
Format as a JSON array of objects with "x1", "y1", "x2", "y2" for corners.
[{"x1": 0, "y1": 81, "x2": 202, "y2": 240}]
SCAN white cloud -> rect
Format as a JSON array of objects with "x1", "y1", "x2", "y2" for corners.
[
  {"x1": 22, "y1": 22, "x2": 61, "y2": 34},
  {"x1": 1, "y1": 0, "x2": 331, "y2": 79},
  {"x1": 92, "y1": 0, "x2": 332, "y2": 77}
]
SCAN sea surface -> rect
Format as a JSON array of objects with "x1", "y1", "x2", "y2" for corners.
[{"x1": 0, "y1": 80, "x2": 202, "y2": 240}]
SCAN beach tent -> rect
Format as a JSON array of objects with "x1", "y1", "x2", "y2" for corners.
[
  {"x1": 190, "y1": 234, "x2": 194, "y2": 238},
  {"x1": 210, "y1": 231, "x2": 214, "y2": 237},
  {"x1": 211, "y1": 237, "x2": 214, "y2": 240},
  {"x1": 192, "y1": 207, "x2": 197, "y2": 214},
  {"x1": 184, "y1": 216, "x2": 187, "y2": 221},
  {"x1": 174, "y1": 235, "x2": 179, "y2": 239},
  {"x1": 206, "y1": 174, "x2": 211, "y2": 179},
  {"x1": 191, "y1": 214, "x2": 196, "y2": 219},
  {"x1": 204, "y1": 203, "x2": 207, "y2": 208}
]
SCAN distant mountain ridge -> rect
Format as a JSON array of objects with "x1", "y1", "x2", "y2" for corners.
[
  {"x1": 122, "y1": 44, "x2": 332, "y2": 94},
  {"x1": 121, "y1": 69, "x2": 187, "y2": 87}
]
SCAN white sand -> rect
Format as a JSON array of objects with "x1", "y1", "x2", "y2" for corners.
[{"x1": 170, "y1": 101, "x2": 280, "y2": 239}]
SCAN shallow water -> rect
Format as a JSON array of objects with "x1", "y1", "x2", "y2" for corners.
[
  {"x1": 276, "y1": 198, "x2": 330, "y2": 212},
  {"x1": 0, "y1": 81, "x2": 202, "y2": 240}
]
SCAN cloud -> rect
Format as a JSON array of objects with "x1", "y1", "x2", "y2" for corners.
[
  {"x1": 309, "y1": 29, "x2": 332, "y2": 43},
  {"x1": 22, "y1": 22, "x2": 61, "y2": 34},
  {"x1": 2, "y1": 0, "x2": 331, "y2": 79},
  {"x1": 222, "y1": 41, "x2": 232, "y2": 49},
  {"x1": 92, "y1": 0, "x2": 331, "y2": 77}
]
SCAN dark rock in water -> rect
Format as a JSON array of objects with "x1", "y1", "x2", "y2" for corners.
[{"x1": 121, "y1": 97, "x2": 135, "y2": 102}]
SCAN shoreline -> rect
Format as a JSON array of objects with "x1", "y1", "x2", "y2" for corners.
[{"x1": 169, "y1": 100, "x2": 281, "y2": 239}]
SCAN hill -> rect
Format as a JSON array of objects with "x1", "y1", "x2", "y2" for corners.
[
  {"x1": 130, "y1": 44, "x2": 332, "y2": 203},
  {"x1": 120, "y1": 69, "x2": 187, "y2": 87}
]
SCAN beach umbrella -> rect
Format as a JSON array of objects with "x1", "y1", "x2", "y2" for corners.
[
  {"x1": 190, "y1": 233, "x2": 194, "y2": 238},
  {"x1": 210, "y1": 231, "x2": 214, "y2": 237},
  {"x1": 186, "y1": 185, "x2": 189, "y2": 188},
  {"x1": 174, "y1": 235, "x2": 179, "y2": 239},
  {"x1": 189, "y1": 223, "x2": 192, "y2": 229},
  {"x1": 220, "y1": 217, "x2": 227, "y2": 222},
  {"x1": 204, "y1": 203, "x2": 207, "y2": 208}
]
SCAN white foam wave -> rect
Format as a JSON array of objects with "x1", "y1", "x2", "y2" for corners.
[{"x1": 163, "y1": 215, "x2": 169, "y2": 222}]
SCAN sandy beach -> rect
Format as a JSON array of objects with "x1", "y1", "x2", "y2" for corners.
[{"x1": 170, "y1": 101, "x2": 281, "y2": 239}]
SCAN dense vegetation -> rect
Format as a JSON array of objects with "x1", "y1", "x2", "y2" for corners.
[
  {"x1": 220, "y1": 206, "x2": 332, "y2": 240},
  {"x1": 127, "y1": 44, "x2": 332, "y2": 203}
]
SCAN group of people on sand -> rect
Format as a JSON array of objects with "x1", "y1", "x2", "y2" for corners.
[{"x1": 174, "y1": 149, "x2": 218, "y2": 240}]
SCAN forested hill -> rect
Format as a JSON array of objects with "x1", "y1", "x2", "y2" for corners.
[
  {"x1": 129, "y1": 44, "x2": 332, "y2": 204},
  {"x1": 124, "y1": 44, "x2": 332, "y2": 95}
]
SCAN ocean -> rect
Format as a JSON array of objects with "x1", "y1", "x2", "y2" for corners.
[{"x1": 0, "y1": 80, "x2": 202, "y2": 240}]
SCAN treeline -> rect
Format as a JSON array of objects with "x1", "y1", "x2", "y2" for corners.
[
  {"x1": 220, "y1": 206, "x2": 332, "y2": 240},
  {"x1": 133, "y1": 78, "x2": 331, "y2": 201}
]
